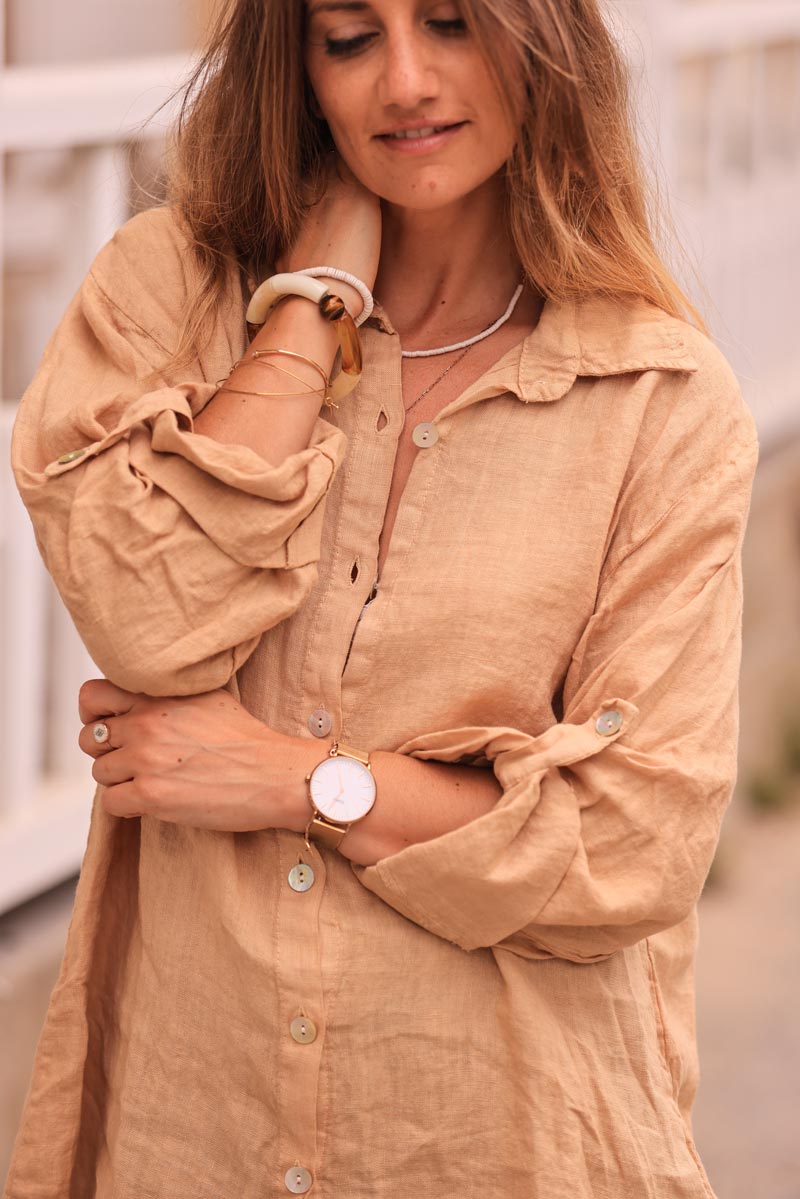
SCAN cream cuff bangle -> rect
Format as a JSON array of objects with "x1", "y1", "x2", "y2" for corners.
[
  {"x1": 245, "y1": 273, "x2": 363, "y2": 404},
  {"x1": 294, "y1": 267, "x2": 374, "y2": 327}
]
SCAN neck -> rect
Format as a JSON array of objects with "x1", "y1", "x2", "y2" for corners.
[{"x1": 374, "y1": 175, "x2": 522, "y2": 345}]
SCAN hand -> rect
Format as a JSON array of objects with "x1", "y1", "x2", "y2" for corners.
[
  {"x1": 277, "y1": 153, "x2": 382, "y2": 300},
  {"x1": 77, "y1": 678, "x2": 301, "y2": 832}
]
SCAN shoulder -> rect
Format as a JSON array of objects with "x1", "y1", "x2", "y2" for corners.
[
  {"x1": 88, "y1": 206, "x2": 196, "y2": 299},
  {"x1": 666, "y1": 317, "x2": 757, "y2": 453},
  {"x1": 575, "y1": 293, "x2": 758, "y2": 462},
  {"x1": 666, "y1": 319, "x2": 758, "y2": 478},
  {"x1": 83, "y1": 206, "x2": 242, "y2": 353}
]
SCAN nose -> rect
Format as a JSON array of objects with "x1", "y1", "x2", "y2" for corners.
[{"x1": 376, "y1": 29, "x2": 440, "y2": 110}]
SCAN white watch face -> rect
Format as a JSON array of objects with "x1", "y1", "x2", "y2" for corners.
[{"x1": 310, "y1": 756, "x2": 376, "y2": 822}]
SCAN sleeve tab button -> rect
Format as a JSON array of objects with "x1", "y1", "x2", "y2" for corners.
[{"x1": 595, "y1": 709, "x2": 623, "y2": 737}]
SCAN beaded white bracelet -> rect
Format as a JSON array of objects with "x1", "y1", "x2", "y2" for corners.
[{"x1": 294, "y1": 267, "x2": 374, "y2": 327}]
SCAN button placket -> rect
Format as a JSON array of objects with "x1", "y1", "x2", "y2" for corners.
[
  {"x1": 296, "y1": 334, "x2": 401, "y2": 730},
  {"x1": 276, "y1": 834, "x2": 327, "y2": 1189}
]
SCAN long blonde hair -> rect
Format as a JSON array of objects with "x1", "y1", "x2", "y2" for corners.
[{"x1": 167, "y1": 0, "x2": 704, "y2": 363}]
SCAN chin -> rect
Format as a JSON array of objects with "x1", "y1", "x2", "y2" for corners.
[{"x1": 367, "y1": 170, "x2": 496, "y2": 213}]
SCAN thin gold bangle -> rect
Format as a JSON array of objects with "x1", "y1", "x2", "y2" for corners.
[
  {"x1": 216, "y1": 384, "x2": 338, "y2": 410},
  {"x1": 218, "y1": 383, "x2": 327, "y2": 400},
  {"x1": 220, "y1": 350, "x2": 330, "y2": 390},
  {"x1": 246, "y1": 359, "x2": 326, "y2": 394},
  {"x1": 218, "y1": 358, "x2": 337, "y2": 407},
  {"x1": 219, "y1": 359, "x2": 326, "y2": 397},
  {"x1": 215, "y1": 357, "x2": 337, "y2": 406},
  {"x1": 261, "y1": 360, "x2": 338, "y2": 409},
  {"x1": 245, "y1": 281, "x2": 362, "y2": 404},
  {"x1": 248, "y1": 348, "x2": 330, "y2": 391}
]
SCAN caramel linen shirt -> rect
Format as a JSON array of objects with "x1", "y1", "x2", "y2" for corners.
[{"x1": 6, "y1": 208, "x2": 758, "y2": 1199}]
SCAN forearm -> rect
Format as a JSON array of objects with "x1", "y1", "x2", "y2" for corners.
[
  {"x1": 282, "y1": 738, "x2": 503, "y2": 866},
  {"x1": 193, "y1": 279, "x2": 361, "y2": 467}
]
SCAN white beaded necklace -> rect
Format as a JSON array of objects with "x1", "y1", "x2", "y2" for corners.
[{"x1": 400, "y1": 281, "x2": 525, "y2": 358}]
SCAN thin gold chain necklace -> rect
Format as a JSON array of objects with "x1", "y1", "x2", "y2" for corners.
[{"x1": 403, "y1": 343, "x2": 475, "y2": 418}]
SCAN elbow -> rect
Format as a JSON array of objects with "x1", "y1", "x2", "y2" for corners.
[
  {"x1": 85, "y1": 632, "x2": 261, "y2": 697},
  {"x1": 505, "y1": 901, "x2": 701, "y2": 966},
  {"x1": 62, "y1": 562, "x2": 322, "y2": 696},
  {"x1": 498, "y1": 862, "x2": 707, "y2": 965}
]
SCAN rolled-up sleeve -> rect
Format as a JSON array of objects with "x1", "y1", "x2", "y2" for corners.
[
  {"x1": 350, "y1": 384, "x2": 759, "y2": 962},
  {"x1": 11, "y1": 214, "x2": 348, "y2": 695}
]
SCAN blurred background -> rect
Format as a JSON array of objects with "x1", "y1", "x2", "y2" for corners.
[{"x1": 1, "y1": 0, "x2": 799, "y2": 1194}]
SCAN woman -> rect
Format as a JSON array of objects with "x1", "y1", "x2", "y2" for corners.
[{"x1": 6, "y1": 0, "x2": 757, "y2": 1195}]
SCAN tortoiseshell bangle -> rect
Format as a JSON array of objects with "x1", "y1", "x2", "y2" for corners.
[{"x1": 245, "y1": 273, "x2": 363, "y2": 406}]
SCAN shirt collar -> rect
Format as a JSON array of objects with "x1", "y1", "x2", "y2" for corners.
[{"x1": 367, "y1": 292, "x2": 700, "y2": 409}]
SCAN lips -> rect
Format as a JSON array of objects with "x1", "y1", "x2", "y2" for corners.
[{"x1": 377, "y1": 121, "x2": 466, "y2": 140}]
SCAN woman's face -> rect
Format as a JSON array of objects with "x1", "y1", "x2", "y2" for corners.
[{"x1": 303, "y1": 0, "x2": 519, "y2": 211}]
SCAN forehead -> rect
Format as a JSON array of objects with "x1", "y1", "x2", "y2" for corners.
[
  {"x1": 307, "y1": 1, "x2": 378, "y2": 11},
  {"x1": 306, "y1": 0, "x2": 455, "y2": 13}
]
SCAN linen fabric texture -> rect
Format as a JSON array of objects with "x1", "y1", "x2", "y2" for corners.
[{"x1": 6, "y1": 207, "x2": 758, "y2": 1198}]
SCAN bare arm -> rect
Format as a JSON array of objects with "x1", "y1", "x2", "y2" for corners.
[
  {"x1": 77, "y1": 680, "x2": 501, "y2": 865},
  {"x1": 281, "y1": 737, "x2": 504, "y2": 865},
  {"x1": 195, "y1": 156, "x2": 380, "y2": 466},
  {"x1": 193, "y1": 283, "x2": 361, "y2": 467}
]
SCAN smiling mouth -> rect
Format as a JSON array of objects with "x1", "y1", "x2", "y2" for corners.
[{"x1": 377, "y1": 122, "x2": 466, "y2": 140}]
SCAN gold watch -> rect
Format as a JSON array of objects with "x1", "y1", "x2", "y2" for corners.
[{"x1": 304, "y1": 741, "x2": 376, "y2": 850}]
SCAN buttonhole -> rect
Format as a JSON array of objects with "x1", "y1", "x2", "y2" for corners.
[
  {"x1": 350, "y1": 558, "x2": 360, "y2": 584},
  {"x1": 376, "y1": 408, "x2": 388, "y2": 432}
]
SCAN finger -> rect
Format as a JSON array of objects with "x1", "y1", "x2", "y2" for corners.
[
  {"x1": 78, "y1": 678, "x2": 140, "y2": 724},
  {"x1": 91, "y1": 747, "x2": 137, "y2": 788},
  {"x1": 80, "y1": 707, "x2": 143, "y2": 758},
  {"x1": 78, "y1": 717, "x2": 119, "y2": 758},
  {"x1": 99, "y1": 781, "x2": 145, "y2": 820}
]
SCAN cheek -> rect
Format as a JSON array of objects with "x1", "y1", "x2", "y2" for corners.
[
  {"x1": 312, "y1": 92, "x2": 366, "y2": 164},
  {"x1": 305, "y1": 58, "x2": 363, "y2": 142},
  {"x1": 471, "y1": 48, "x2": 522, "y2": 158},
  {"x1": 480, "y1": 84, "x2": 519, "y2": 158}
]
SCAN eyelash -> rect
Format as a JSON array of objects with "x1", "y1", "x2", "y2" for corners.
[{"x1": 324, "y1": 19, "x2": 467, "y2": 59}]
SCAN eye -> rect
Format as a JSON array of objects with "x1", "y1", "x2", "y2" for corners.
[
  {"x1": 427, "y1": 18, "x2": 467, "y2": 36},
  {"x1": 323, "y1": 16, "x2": 467, "y2": 59},
  {"x1": 324, "y1": 31, "x2": 378, "y2": 58}
]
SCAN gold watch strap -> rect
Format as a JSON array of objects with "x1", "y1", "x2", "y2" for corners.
[
  {"x1": 305, "y1": 814, "x2": 350, "y2": 851},
  {"x1": 331, "y1": 741, "x2": 370, "y2": 767}
]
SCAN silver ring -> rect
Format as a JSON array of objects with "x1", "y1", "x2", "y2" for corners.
[{"x1": 92, "y1": 722, "x2": 110, "y2": 744}]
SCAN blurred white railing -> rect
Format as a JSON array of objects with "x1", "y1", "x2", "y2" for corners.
[
  {"x1": 0, "y1": 402, "x2": 95, "y2": 910},
  {"x1": 1, "y1": 56, "x2": 190, "y2": 151},
  {"x1": 617, "y1": 0, "x2": 800, "y2": 446},
  {"x1": 0, "y1": 55, "x2": 191, "y2": 912}
]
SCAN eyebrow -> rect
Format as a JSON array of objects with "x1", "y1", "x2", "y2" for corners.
[{"x1": 307, "y1": 1, "x2": 371, "y2": 13}]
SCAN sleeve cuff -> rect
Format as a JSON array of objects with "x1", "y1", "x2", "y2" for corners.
[
  {"x1": 40, "y1": 383, "x2": 348, "y2": 569},
  {"x1": 349, "y1": 699, "x2": 639, "y2": 952}
]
